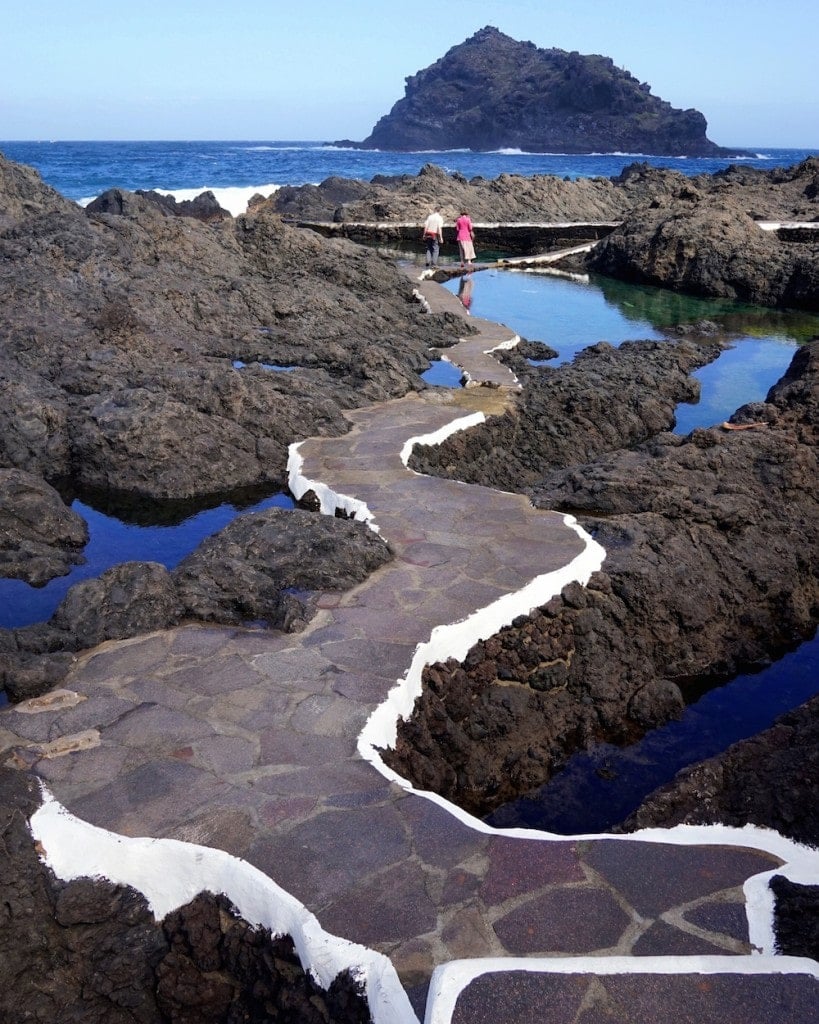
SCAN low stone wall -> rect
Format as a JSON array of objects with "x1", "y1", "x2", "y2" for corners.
[{"x1": 297, "y1": 221, "x2": 620, "y2": 255}]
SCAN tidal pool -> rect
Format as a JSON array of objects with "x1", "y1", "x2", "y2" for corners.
[
  {"x1": 0, "y1": 488, "x2": 294, "y2": 630},
  {"x1": 445, "y1": 269, "x2": 817, "y2": 430},
  {"x1": 448, "y1": 269, "x2": 819, "y2": 835}
]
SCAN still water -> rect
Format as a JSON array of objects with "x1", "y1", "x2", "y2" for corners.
[{"x1": 444, "y1": 268, "x2": 815, "y2": 430}]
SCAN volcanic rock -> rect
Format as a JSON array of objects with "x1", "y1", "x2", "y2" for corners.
[
  {"x1": 173, "y1": 506, "x2": 392, "y2": 628},
  {"x1": 339, "y1": 27, "x2": 737, "y2": 156},
  {"x1": 1, "y1": 507, "x2": 393, "y2": 701},
  {"x1": 613, "y1": 693, "x2": 819, "y2": 847},
  {"x1": 0, "y1": 469, "x2": 88, "y2": 585},
  {"x1": 0, "y1": 768, "x2": 371, "y2": 1024},
  {"x1": 588, "y1": 183, "x2": 819, "y2": 309},
  {"x1": 0, "y1": 151, "x2": 458, "y2": 503}
]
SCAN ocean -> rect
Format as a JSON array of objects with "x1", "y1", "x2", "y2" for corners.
[{"x1": 1, "y1": 140, "x2": 815, "y2": 214}]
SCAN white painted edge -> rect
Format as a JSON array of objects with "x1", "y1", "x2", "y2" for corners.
[
  {"x1": 287, "y1": 441, "x2": 381, "y2": 534},
  {"x1": 399, "y1": 412, "x2": 486, "y2": 468},
  {"x1": 30, "y1": 793, "x2": 419, "y2": 1024},
  {"x1": 357, "y1": 513, "x2": 605, "y2": 758},
  {"x1": 424, "y1": 954, "x2": 819, "y2": 1024}
]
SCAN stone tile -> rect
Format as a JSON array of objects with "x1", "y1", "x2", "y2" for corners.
[
  {"x1": 288, "y1": 693, "x2": 369, "y2": 739},
  {"x1": 167, "y1": 625, "x2": 236, "y2": 657},
  {"x1": 70, "y1": 635, "x2": 172, "y2": 681},
  {"x1": 441, "y1": 904, "x2": 498, "y2": 959},
  {"x1": 319, "y1": 861, "x2": 437, "y2": 946},
  {"x1": 68, "y1": 759, "x2": 234, "y2": 838},
  {"x1": 257, "y1": 728, "x2": 355, "y2": 767},
  {"x1": 246, "y1": 803, "x2": 411, "y2": 908},
  {"x1": 102, "y1": 703, "x2": 213, "y2": 749},
  {"x1": 481, "y1": 836, "x2": 585, "y2": 906},
  {"x1": 187, "y1": 734, "x2": 258, "y2": 775},
  {"x1": 601, "y1": 972, "x2": 819, "y2": 1024},
  {"x1": 258, "y1": 796, "x2": 318, "y2": 830},
  {"x1": 452, "y1": 971, "x2": 589, "y2": 1024},
  {"x1": 312, "y1": 637, "x2": 417, "y2": 680},
  {"x1": 683, "y1": 899, "x2": 750, "y2": 945},
  {"x1": 632, "y1": 919, "x2": 736, "y2": 956},
  {"x1": 166, "y1": 805, "x2": 256, "y2": 856},
  {"x1": 156, "y1": 654, "x2": 265, "y2": 696},
  {"x1": 397, "y1": 792, "x2": 487, "y2": 869},
  {"x1": 493, "y1": 887, "x2": 631, "y2": 955},
  {"x1": 442, "y1": 867, "x2": 483, "y2": 905},
  {"x1": 580, "y1": 839, "x2": 781, "y2": 918}
]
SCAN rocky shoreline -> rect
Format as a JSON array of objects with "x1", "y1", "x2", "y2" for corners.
[{"x1": 1, "y1": 147, "x2": 818, "y2": 993}]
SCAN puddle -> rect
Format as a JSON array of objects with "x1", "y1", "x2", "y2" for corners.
[
  {"x1": 422, "y1": 359, "x2": 464, "y2": 387},
  {"x1": 233, "y1": 359, "x2": 297, "y2": 372}
]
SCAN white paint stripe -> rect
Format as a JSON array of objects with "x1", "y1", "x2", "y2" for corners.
[
  {"x1": 358, "y1": 515, "x2": 605, "y2": 753},
  {"x1": 31, "y1": 794, "x2": 419, "y2": 1024},
  {"x1": 287, "y1": 441, "x2": 380, "y2": 533},
  {"x1": 424, "y1": 954, "x2": 819, "y2": 1024}
]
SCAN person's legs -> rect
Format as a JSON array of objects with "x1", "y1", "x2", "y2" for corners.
[{"x1": 431, "y1": 238, "x2": 440, "y2": 267}]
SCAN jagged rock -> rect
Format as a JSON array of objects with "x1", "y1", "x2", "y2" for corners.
[
  {"x1": 173, "y1": 506, "x2": 392, "y2": 628},
  {"x1": 87, "y1": 186, "x2": 231, "y2": 222},
  {"x1": 50, "y1": 560, "x2": 183, "y2": 648},
  {"x1": 0, "y1": 150, "x2": 457, "y2": 503},
  {"x1": 588, "y1": 182, "x2": 819, "y2": 309},
  {"x1": 274, "y1": 157, "x2": 819, "y2": 229},
  {"x1": 339, "y1": 26, "x2": 738, "y2": 157},
  {"x1": 0, "y1": 469, "x2": 88, "y2": 585},
  {"x1": 409, "y1": 337, "x2": 716, "y2": 490},
  {"x1": 614, "y1": 694, "x2": 819, "y2": 848},
  {"x1": 1, "y1": 508, "x2": 392, "y2": 701}
]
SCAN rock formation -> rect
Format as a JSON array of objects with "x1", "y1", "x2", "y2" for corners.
[
  {"x1": 615, "y1": 694, "x2": 819, "y2": 847},
  {"x1": 1, "y1": 508, "x2": 392, "y2": 702},
  {"x1": 337, "y1": 26, "x2": 739, "y2": 156},
  {"x1": 273, "y1": 157, "x2": 819, "y2": 227},
  {"x1": 0, "y1": 151, "x2": 459, "y2": 504},
  {"x1": 587, "y1": 177, "x2": 819, "y2": 309}
]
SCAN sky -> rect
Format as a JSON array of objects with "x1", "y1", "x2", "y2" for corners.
[{"x1": 2, "y1": 0, "x2": 816, "y2": 147}]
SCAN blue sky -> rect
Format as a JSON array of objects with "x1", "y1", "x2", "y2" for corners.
[{"x1": 2, "y1": 0, "x2": 816, "y2": 147}]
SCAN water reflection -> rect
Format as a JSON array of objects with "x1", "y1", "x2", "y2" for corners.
[
  {"x1": 444, "y1": 269, "x2": 819, "y2": 428},
  {"x1": 486, "y1": 631, "x2": 819, "y2": 836},
  {"x1": 0, "y1": 489, "x2": 294, "y2": 629}
]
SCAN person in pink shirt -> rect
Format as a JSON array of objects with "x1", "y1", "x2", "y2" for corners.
[{"x1": 455, "y1": 210, "x2": 475, "y2": 268}]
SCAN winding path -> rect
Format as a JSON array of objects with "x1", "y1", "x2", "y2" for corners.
[{"x1": 2, "y1": 275, "x2": 817, "y2": 1023}]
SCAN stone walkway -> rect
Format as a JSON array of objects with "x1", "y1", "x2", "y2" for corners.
[{"x1": 1, "y1": 275, "x2": 817, "y2": 1023}]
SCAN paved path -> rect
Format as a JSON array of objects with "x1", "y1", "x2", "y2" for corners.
[{"x1": 2, "y1": 275, "x2": 817, "y2": 1023}]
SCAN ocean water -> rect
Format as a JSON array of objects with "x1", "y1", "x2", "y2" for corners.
[{"x1": 1, "y1": 140, "x2": 815, "y2": 214}]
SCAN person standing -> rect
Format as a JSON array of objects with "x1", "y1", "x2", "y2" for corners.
[
  {"x1": 455, "y1": 209, "x2": 475, "y2": 268},
  {"x1": 422, "y1": 206, "x2": 444, "y2": 268}
]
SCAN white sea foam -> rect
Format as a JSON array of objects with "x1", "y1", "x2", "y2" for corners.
[
  {"x1": 155, "y1": 184, "x2": 280, "y2": 216},
  {"x1": 79, "y1": 183, "x2": 281, "y2": 217}
]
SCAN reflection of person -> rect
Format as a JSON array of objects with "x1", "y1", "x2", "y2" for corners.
[
  {"x1": 458, "y1": 274, "x2": 474, "y2": 311},
  {"x1": 422, "y1": 207, "x2": 444, "y2": 268},
  {"x1": 455, "y1": 209, "x2": 475, "y2": 268}
]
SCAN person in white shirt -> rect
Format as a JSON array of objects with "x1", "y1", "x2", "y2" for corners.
[{"x1": 422, "y1": 207, "x2": 444, "y2": 268}]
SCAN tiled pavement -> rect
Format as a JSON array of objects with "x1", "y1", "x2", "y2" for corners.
[{"x1": 2, "y1": 274, "x2": 817, "y2": 1023}]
